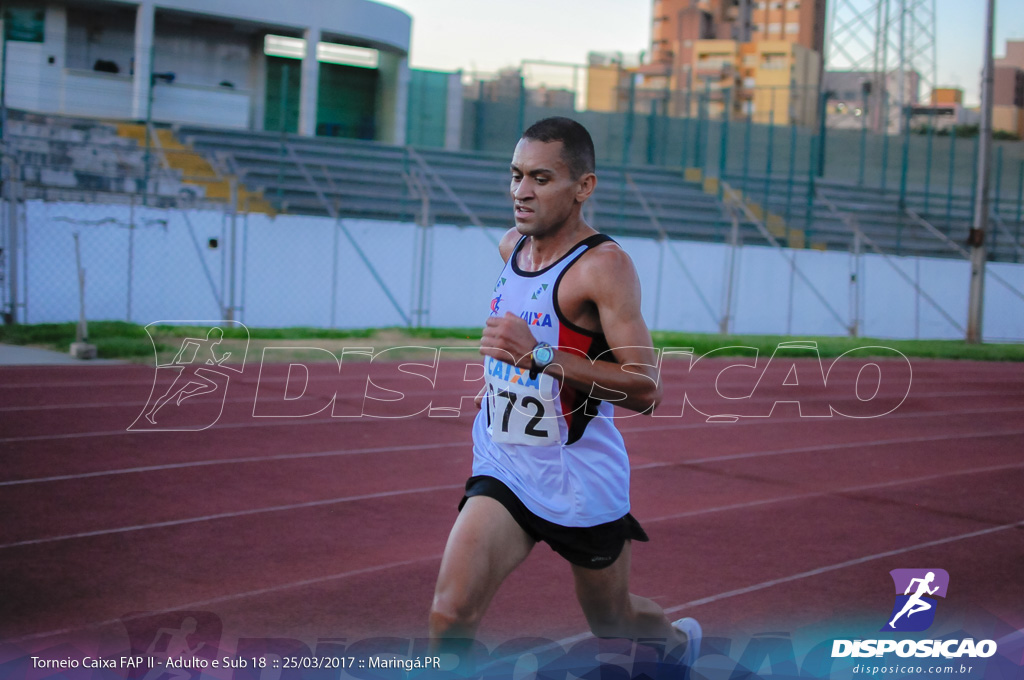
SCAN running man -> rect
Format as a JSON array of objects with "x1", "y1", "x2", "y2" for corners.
[
  {"x1": 428, "y1": 117, "x2": 701, "y2": 669},
  {"x1": 889, "y1": 571, "x2": 939, "y2": 628}
]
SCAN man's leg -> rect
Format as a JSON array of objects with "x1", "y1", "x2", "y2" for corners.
[
  {"x1": 572, "y1": 540, "x2": 701, "y2": 669},
  {"x1": 571, "y1": 541, "x2": 683, "y2": 643},
  {"x1": 429, "y1": 495, "x2": 535, "y2": 646}
]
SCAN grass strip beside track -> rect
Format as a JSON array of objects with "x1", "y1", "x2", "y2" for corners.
[{"x1": 2, "y1": 321, "x2": 1023, "y2": 362}]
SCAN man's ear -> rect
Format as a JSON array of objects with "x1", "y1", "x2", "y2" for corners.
[{"x1": 575, "y1": 173, "x2": 597, "y2": 203}]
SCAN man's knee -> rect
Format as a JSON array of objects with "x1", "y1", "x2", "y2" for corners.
[{"x1": 429, "y1": 592, "x2": 485, "y2": 637}]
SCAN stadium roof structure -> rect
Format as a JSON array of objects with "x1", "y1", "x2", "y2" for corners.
[{"x1": 4, "y1": 0, "x2": 412, "y2": 141}]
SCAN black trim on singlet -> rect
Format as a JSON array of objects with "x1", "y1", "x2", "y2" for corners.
[
  {"x1": 509, "y1": 233, "x2": 613, "y2": 279},
  {"x1": 550, "y1": 234, "x2": 616, "y2": 339},
  {"x1": 545, "y1": 233, "x2": 618, "y2": 446}
]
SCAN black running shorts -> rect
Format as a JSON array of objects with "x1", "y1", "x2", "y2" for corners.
[{"x1": 459, "y1": 475, "x2": 649, "y2": 570}]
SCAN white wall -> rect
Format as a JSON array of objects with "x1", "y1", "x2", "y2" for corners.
[
  {"x1": 60, "y1": 71, "x2": 133, "y2": 118},
  {"x1": 16, "y1": 201, "x2": 1024, "y2": 342},
  {"x1": 152, "y1": 18, "x2": 253, "y2": 91},
  {"x1": 151, "y1": 83, "x2": 251, "y2": 128},
  {"x1": 2, "y1": 6, "x2": 67, "y2": 115}
]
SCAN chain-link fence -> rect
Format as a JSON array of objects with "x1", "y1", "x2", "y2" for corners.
[
  {"x1": 3, "y1": 71, "x2": 1024, "y2": 341},
  {"x1": 4, "y1": 185, "x2": 1024, "y2": 342}
]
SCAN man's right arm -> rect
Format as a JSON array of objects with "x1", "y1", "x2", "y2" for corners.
[{"x1": 498, "y1": 227, "x2": 520, "y2": 263}]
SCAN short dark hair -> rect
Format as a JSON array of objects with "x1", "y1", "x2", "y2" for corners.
[{"x1": 521, "y1": 117, "x2": 595, "y2": 179}]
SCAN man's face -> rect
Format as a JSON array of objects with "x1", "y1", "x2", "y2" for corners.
[{"x1": 509, "y1": 138, "x2": 586, "y2": 235}]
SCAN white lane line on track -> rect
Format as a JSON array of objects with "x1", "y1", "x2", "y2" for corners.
[
  {"x1": 551, "y1": 518, "x2": 1024, "y2": 650},
  {"x1": 0, "y1": 441, "x2": 470, "y2": 487},
  {"x1": 3, "y1": 452, "x2": 1021, "y2": 554},
  {"x1": 3, "y1": 407, "x2": 1024, "y2": 487},
  {"x1": 6, "y1": 474, "x2": 1023, "y2": 647},
  {"x1": 0, "y1": 553, "x2": 444, "y2": 645},
  {"x1": 632, "y1": 427, "x2": 1024, "y2": 469},
  {"x1": 2, "y1": 382, "x2": 1021, "y2": 413},
  {"x1": 0, "y1": 484, "x2": 462, "y2": 550},
  {"x1": 3, "y1": 359, "x2": 1021, "y2": 391},
  {"x1": 642, "y1": 461, "x2": 1024, "y2": 524},
  {"x1": 664, "y1": 520, "x2": 1024, "y2": 614},
  {"x1": 2, "y1": 392, "x2": 1023, "y2": 444}
]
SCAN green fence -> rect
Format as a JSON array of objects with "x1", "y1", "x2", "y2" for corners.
[{"x1": 459, "y1": 86, "x2": 1024, "y2": 230}]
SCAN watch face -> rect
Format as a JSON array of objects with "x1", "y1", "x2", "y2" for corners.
[{"x1": 534, "y1": 345, "x2": 554, "y2": 366}]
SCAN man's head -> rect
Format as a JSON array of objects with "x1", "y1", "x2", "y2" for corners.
[
  {"x1": 511, "y1": 118, "x2": 597, "y2": 234},
  {"x1": 521, "y1": 117, "x2": 595, "y2": 180}
]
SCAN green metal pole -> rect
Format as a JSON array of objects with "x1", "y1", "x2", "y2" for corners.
[
  {"x1": 1016, "y1": 160, "x2": 1023, "y2": 263},
  {"x1": 741, "y1": 106, "x2": 752, "y2": 200},
  {"x1": 924, "y1": 107, "x2": 935, "y2": 213},
  {"x1": 1016, "y1": 159, "x2": 1023, "y2": 224},
  {"x1": 623, "y1": 73, "x2": 636, "y2": 165},
  {"x1": 717, "y1": 88, "x2": 731, "y2": 199},
  {"x1": 879, "y1": 92, "x2": 890, "y2": 191},
  {"x1": 969, "y1": 133, "x2": 980, "y2": 227},
  {"x1": 992, "y1": 144, "x2": 1003, "y2": 257},
  {"x1": 660, "y1": 77, "x2": 671, "y2": 166},
  {"x1": 945, "y1": 124, "x2": 957, "y2": 233},
  {"x1": 805, "y1": 133, "x2": 817, "y2": 245},
  {"x1": 785, "y1": 121, "x2": 797, "y2": 226},
  {"x1": 763, "y1": 99, "x2": 776, "y2": 224},
  {"x1": 681, "y1": 70, "x2": 692, "y2": 169},
  {"x1": 143, "y1": 44, "x2": 155, "y2": 207},
  {"x1": 898, "y1": 105, "x2": 911, "y2": 210},
  {"x1": 993, "y1": 144, "x2": 1004, "y2": 215},
  {"x1": 647, "y1": 98, "x2": 657, "y2": 165},
  {"x1": 277, "y1": 63, "x2": 289, "y2": 202},
  {"x1": 694, "y1": 78, "x2": 711, "y2": 171},
  {"x1": 1, "y1": 19, "x2": 7, "y2": 146},
  {"x1": 474, "y1": 80, "x2": 485, "y2": 151},
  {"x1": 857, "y1": 86, "x2": 868, "y2": 186},
  {"x1": 816, "y1": 90, "x2": 829, "y2": 177},
  {"x1": 517, "y1": 74, "x2": 526, "y2": 138}
]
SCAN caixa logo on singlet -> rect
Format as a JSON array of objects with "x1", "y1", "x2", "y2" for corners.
[{"x1": 519, "y1": 310, "x2": 553, "y2": 327}]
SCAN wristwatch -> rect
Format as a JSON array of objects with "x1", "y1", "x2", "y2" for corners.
[{"x1": 529, "y1": 341, "x2": 554, "y2": 380}]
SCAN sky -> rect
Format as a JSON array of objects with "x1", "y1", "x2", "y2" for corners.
[{"x1": 380, "y1": 0, "x2": 1024, "y2": 106}]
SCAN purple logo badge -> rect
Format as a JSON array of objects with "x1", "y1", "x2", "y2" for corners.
[{"x1": 882, "y1": 568, "x2": 950, "y2": 632}]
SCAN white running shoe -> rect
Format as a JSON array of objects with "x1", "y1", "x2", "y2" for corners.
[{"x1": 671, "y1": 617, "x2": 703, "y2": 672}]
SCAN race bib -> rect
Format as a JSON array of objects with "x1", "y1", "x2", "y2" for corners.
[{"x1": 483, "y1": 357, "x2": 560, "y2": 447}]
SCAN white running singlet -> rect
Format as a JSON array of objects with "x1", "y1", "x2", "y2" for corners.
[{"x1": 471, "y1": 233, "x2": 632, "y2": 527}]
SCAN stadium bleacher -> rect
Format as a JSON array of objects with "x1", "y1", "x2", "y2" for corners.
[
  {"x1": 5, "y1": 110, "x2": 190, "y2": 206},
  {"x1": 4, "y1": 110, "x2": 1022, "y2": 264}
]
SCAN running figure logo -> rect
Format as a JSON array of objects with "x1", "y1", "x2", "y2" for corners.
[
  {"x1": 121, "y1": 611, "x2": 221, "y2": 680},
  {"x1": 882, "y1": 568, "x2": 950, "y2": 632},
  {"x1": 129, "y1": 321, "x2": 249, "y2": 432}
]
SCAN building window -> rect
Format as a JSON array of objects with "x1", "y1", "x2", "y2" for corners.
[
  {"x1": 785, "y1": 22, "x2": 799, "y2": 33},
  {"x1": 4, "y1": 8, "x2": 45, "y2": 42},
  {"x1": 768, "y1": 22, "x2": 781, "y2": 33},
  {"x1": 787, "y1": 1, "x2": 801, "y2": 8}
]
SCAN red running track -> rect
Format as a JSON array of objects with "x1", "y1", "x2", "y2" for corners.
[{"x1": 0, "y1": 356, "x2": 1022, "y2": 659}]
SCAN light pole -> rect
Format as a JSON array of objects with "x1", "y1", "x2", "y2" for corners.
[{"x1": 966, "y1": 0, "x2": 995, "y2": 344}]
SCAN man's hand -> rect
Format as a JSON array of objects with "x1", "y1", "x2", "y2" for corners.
[{"x1": 480, "y1": 312, "x2": 537, "y2": 369}]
